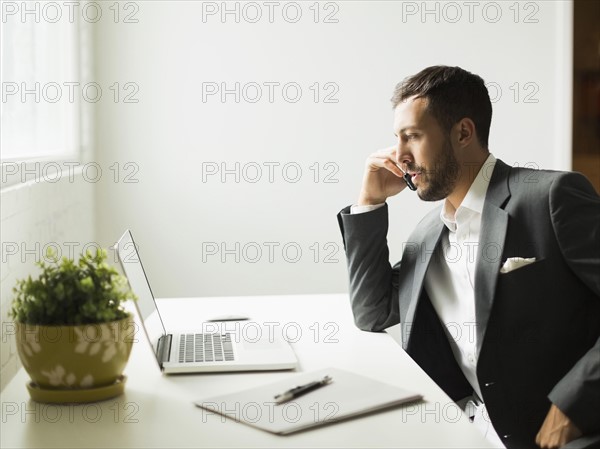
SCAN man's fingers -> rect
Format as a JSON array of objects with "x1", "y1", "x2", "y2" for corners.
[
  {"x1": 370, "y1": 147, "x2": 399, "y2": 164},
  {"x1": 383, "y1": 159, "x2": 404, "y2": 178},
  {"x1": 373, "y1": 146, "x2": 398, "y2": 156},
  {"x1": 535, "y1": 404, "x2": 582, "y2": 449},
  {"x1": 366, "y1": 154, "x2": 404, "y2": 178}
]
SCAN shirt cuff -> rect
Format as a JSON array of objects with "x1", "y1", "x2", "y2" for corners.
[{"x1": 350, "y1": 203, "x2": 386, "y2": 214}]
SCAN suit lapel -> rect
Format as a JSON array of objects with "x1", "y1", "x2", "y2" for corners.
[
  {"x1": 474, "y1": 159, "x2": 511, "y2": 357},
  {"x1": 402, "y1": 219, "x2": 445, "y2": 350}
]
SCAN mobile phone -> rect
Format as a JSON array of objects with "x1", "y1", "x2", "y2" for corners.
[
  {"x1": 396, "y1": 163, "x2": 417, "y2": 191},
  {"x1": 403, "y1": 172, "x2": 417, "y2": 191}
]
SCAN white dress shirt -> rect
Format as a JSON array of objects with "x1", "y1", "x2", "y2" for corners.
[{"x1": 424, "y1": 153, "x2": 496, "y2": 401}]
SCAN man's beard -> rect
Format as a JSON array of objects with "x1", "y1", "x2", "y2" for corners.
[{"x1": 415, "y1": 138, "x2": 460, "y2": 202}]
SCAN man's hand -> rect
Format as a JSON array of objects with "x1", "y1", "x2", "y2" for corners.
[
  {"x1": 357, "y1": 146, "x2": 407, "y2": 206},
  {"x1": 535, "y1": 404, "x2": 582, "y2": 449}
]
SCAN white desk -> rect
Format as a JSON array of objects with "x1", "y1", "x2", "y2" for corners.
[{"x1": 1, "y1": 294, "x2": 492, "y2": 448}]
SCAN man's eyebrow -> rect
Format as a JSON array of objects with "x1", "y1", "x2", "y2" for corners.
[{"x1": 394, "y1": 126, "x2": 419, "y2": 137}]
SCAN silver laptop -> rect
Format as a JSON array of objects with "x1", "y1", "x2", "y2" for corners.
[{"x1": 116, "y1": 230, "x2": 298, "y2": 374}]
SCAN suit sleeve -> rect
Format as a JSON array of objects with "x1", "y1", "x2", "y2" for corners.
[
  {"x1": 337, "y1": 204, "x2": 400, "y2": 332},
  {"x1": 547, "y1": 172, "x2": 600, "y2": 434}
]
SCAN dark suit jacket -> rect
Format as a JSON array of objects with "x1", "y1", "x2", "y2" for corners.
[{"x1": 337, "y1": 159, "x2": 600, "y2": 449}]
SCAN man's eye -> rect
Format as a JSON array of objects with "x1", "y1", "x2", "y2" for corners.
[{"x1": 406, "y1": 134, "x2": 417, "y2": 140}]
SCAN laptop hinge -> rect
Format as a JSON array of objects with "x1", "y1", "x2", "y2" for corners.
[{"x1": 157, "y1": 334, "x2": 173, "y2": 365}]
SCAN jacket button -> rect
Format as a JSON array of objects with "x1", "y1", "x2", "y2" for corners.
[
  {"x1": 503, "y1": 434, "x2": 511, "y2": 439},
  {"x1": 484, "y1": 382, "x2": 495, "y2": 387}
]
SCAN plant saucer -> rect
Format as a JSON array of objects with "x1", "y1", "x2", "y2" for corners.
[{"x1": 26, "y1": 375, "x2": 127, "y2": 403}]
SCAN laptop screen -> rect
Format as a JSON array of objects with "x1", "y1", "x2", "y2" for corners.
[{"x1": 116, "y1": 230, "x2": 167, "y2": 364}]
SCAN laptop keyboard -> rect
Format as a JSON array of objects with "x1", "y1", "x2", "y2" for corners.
[{"x1": 178, "y1": 333, "x2": 235, "y2": 363}]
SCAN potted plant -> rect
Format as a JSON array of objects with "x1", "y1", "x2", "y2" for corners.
[{"x1": 9, "y1": 248, "x2": 136, "y2": 403}]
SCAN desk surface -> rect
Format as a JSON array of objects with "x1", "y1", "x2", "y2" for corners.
[{"x1": 1, "y1": 294, "x2": 492, "y2": 448}]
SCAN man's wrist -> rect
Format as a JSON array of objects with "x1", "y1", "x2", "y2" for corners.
[{"x1": 357, "y1": 193, "x2": 386, "y2": 206}]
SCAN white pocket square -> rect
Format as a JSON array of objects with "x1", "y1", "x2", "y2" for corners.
[{"x1": 500, "y1": 257, "x2": 537, "y2": 274}]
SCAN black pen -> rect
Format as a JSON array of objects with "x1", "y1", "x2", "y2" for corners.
[{"x1": 274, "y1": 375, "x2": 333, "y2": 405}]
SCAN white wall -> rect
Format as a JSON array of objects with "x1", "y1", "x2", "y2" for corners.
[
  {"x1": 0, "y1": 173, "x2": 95, "y2": 390},
  {"x1": 94, "y1": 1, "x2": 572, "y2": 299}
]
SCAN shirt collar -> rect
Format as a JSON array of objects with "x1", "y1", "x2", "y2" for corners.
[{"x1": 440, "y1": 153, "x2": 497, "y2": 232}]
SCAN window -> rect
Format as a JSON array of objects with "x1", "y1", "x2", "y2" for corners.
[{"x1": 1, "y1": 3, "x2": 83, "y2": 166}]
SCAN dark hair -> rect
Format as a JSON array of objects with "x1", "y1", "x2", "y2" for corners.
[{"x1": 390, "y1": 66, "x2": 492, "y2": 148}]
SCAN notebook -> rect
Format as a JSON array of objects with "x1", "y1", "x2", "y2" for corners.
[{"x1": 194, "y1": 367, "x2": 423, "y2": 434}]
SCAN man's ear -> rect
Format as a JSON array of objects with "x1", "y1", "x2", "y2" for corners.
[{"x1": 456, "y1": 118, "x2": 476, "y2": 147}]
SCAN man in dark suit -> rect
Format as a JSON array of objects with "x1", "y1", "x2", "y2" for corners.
[{"x1": 337, "y1": 66, "x2": 599, "y2": 449}]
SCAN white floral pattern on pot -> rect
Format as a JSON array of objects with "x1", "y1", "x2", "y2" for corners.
[
  {"x1": 73, "y1": 322, "x2": 130, "y2": 363},
  {"x1": 19, "y1": 329, "x2": 43, "y2": 367},
  {"x1": 40, "y1": 365, "x2": 94, "y2": 387}
]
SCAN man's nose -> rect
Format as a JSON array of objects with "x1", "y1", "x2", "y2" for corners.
[{"x1": 396, "y1": 142, "x2": 412, "y2": 167}]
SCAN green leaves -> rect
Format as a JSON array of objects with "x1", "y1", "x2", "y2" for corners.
[{"x1": 10, "y1": 249, "x2": 136, "y2": 325}]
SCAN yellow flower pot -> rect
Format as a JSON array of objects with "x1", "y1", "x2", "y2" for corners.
[{"x1": 15, "y1": 315, "x2": 134, "y2": 402}]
